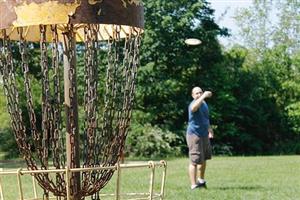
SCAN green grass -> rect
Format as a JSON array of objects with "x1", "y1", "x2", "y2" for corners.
[
  {"x1": 166, "y1": 156, "x2": 300, "y2": 200},
  {"x1": 0, "y1": 156, "x2": 300, "y2": 200}
]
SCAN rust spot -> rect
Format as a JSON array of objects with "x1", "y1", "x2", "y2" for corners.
[
  {"x1": 88, "y1": 0, "x2": 103, "y2": 5},
  {"x1": 1, "y1": 0, "x2": 144, "y2": 33},
  {"x1": 21, "y1": 0, "x2": 77, "y2": 4},
  {"x1": 121, "y1": 0, "x2": 142, "y2": 8},
  {"x1": 13, "y1": 1, "x2": 81, "y2": 26},
  {"x1": 97, "y1": 8, "x2": 102, "y2": 16},
  {"x1": 0, "y1": 1, "x2": 17, "y2": 29}
]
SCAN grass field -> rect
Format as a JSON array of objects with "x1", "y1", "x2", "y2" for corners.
[
  {"x1": 166, "y1": 156, "x2": 300, "y2": 200},
  {"x1": 0, "y1": 155, "x2": 300, "y2": 200}
]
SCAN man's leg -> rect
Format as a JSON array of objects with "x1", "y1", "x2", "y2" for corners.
[
  {"x1": 197, "y1": 136, "x2": 210, "y2": 186},
  {"x1": 199, "y1": 161, "x2": 206, "y2": 179},
  {"x1": 189, "y1": 163, "x2": 197, "y2": 186},
  {"x1": 196, "y1": 161, "x2": 207, "y2": 188}
]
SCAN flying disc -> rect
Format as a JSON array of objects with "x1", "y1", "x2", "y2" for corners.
[{"x1": 185, "y1": 38, "x2": 201, "y2": 45}]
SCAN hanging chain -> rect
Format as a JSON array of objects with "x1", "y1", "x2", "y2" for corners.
[
  {"x1": 93, "y1": 27, "x2": 122, "y2": 192},
  {"x1": 24, "y1": 26, "x2": 63, "y2": 196},
  {"x1": 1, "y1": 30, "x2": 35, "y2": 168},
  {"x1": 91, "y1": 27, "x2": 142, "y2": 199},
  {"x1": 1, "y1": 26, "x2": 142, "y2": 199},
  {"x1": 124, "y1": 29, "x2": 141, "y2": 133},
  {"x1": 18, "y1": 27, "x2": 45, "y2": 166},
  {"x1": 63, "y1": 24, "x2": 81, "y2": 198},
  {"x1": 40, "y1": 24, "x2": 52, "y2": 200},
  {"x1": 51, "y1": 25, "x2": 67, "y2": 196},
  {"x1": 1, "y1": 29, "x2": 56, "y2": 195},
  {"x1": 83, "y1": 24, "x2": 98, "y2": 168},
  {"x1": 100, "y1": 25, "x2": 121, "y2": 162},
  {"x1": 40, "y1": 25, "x2": 51, "y2": 167},
  {"x1": 81, "y1": 24, "x2": 99, "y2": 196},
  {"x1": 108, "y1": 25, "x2": 125, "y2": 166},
  {"x1": 17, "y1": 28, "x2": 59, "y2": 193}
]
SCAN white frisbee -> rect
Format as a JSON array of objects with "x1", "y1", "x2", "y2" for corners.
[{"x1": 184, "y1": 38, "x2": 202, "y2": 46}]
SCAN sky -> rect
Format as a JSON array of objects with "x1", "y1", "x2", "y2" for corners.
[{"x1": 206, "y1": 0, "x2": 253, "y2": 46}]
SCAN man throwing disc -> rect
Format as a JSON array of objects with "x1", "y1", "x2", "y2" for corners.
[{"x1": 186, "y1": 86, "x2": 214, "y2": 190}]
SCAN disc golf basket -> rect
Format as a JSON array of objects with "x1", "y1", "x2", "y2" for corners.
[{"x1": 0, "y1": 1, "x2": 144, "y2": 199}]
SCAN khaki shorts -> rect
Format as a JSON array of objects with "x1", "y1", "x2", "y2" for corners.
[{"x1": 186, "y1": 134, "x2": 212, "y2": 165}]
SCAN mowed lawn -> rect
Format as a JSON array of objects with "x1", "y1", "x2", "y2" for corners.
[
  {"x1": 0, "y1": 156, "x2": 299, "y2": 200},
  {"x1": 166, "y1": 156, "x2": 300, "y2": 200}
]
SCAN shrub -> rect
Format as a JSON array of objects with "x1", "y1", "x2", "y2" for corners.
[
  {"x1": 125, "y1": 123, "x2": 183, "y2": 158},
  {"x1": 0, "y1": 128, "x2": 19, "y2": 159},
  {"x1": 211, "y1": 143, "x2": 233, "y2": 156}
]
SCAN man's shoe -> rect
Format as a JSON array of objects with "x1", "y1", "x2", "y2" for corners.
[
  {"x1": 197, "y1": 181, "x2": 207, "y2": 189},
  {"x1": 191, "y1": 184, "x2": 200, "y2": 190}
]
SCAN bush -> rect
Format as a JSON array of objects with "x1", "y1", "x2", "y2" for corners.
[
  {"x1": 0, "y1": 128, "x2": 19, "y2": 159},
  {"x1": 274, "y1": 139, "x2": 300, "y2": 155},
  {"x1": 125, "y1": 123, "x2": 183, "y2": 158},
  {"x1": 211, "y1": 143, "x2": 233, "y2": 156}
]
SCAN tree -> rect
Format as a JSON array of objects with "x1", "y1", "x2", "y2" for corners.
[
  {"x1": 272, "y1": 0, "x2": 300, "y2": 55},
  {"x1": 136, "y1": 0, "x2": 228, "y2": 133},
  {"x1": 231, "y1": 1, "x2": 300, "y2": 154},
  {"x1": 234, "y1": 0, "x2": 274, "y2": 57},
  {"x1": 234, "y1": 0, "x2": 300, "y2": 56}
]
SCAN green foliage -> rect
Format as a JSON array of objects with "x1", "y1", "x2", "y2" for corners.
[
  {"x1": 211, "y1": 143, "x2": 233, "y2": 156},
  {"x1": 1, "y1": 1, "x2": 300, "y2": 159},
  {"x1": 125, "y1": 122, "x2": 183, "y2": 158},
  {"x1": 213, "y1": 45, "x2": 300, "y2": 155},
  {"x1": 0, "y1": 41, "x2": 43, "y2": 158},
  {"x1": 210, "y1": 1, "x2": 300, "y2": 155},
  {"x1": 234, "y1": 1, "x2": 300, "y2": 55},
  {"x1": 136, "y1": 0, "x2": 228, "y2": 132},
  {"x1": 286, "y1": 102, "x2": 300, "y2": 133},
  {"x1": 0, "y1": 88, "x2": 19, "y2": 159},
  {"x1": 0, "y1": 88, "x2": 10, "y2": 129},
  {"x1": 0, "y1": 128, "x2": 19, "y2": 159}
]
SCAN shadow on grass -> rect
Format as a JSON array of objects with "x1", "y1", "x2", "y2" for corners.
[{"x1": 212, "y1": 185, "x2": 264, "y2": 191}]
